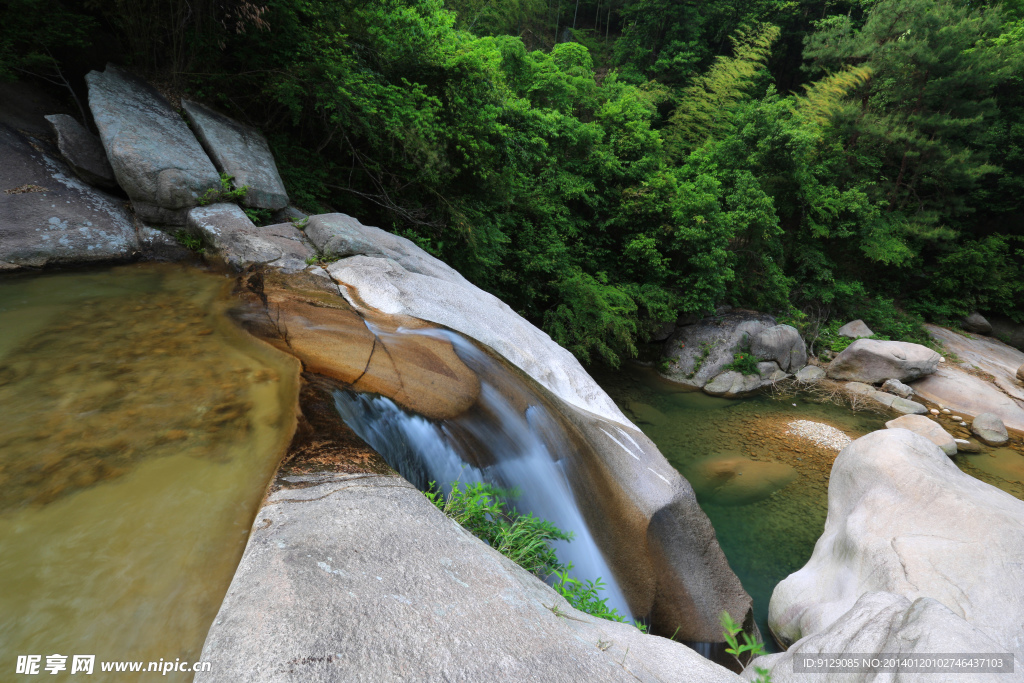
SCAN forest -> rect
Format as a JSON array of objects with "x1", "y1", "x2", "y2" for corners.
[{"x1": 4, "y1": 0, "x2": 1023, "y2": 366}]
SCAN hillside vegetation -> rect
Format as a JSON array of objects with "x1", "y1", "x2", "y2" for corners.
[{"x1": 5, "y1": 0, "x2": 1024, "y2": 364}]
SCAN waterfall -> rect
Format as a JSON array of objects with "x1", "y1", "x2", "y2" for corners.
[{"x1": 331, "y1": 325, "x2": 632, "y2": 619}]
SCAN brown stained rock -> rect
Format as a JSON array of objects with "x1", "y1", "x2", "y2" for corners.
[{"x1": 233, "y1": 268, "x2": 480, "y2": 421}]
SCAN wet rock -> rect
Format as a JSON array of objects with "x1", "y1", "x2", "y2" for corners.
[
  {"x1": 972, "y1": 412, "x2": 1009, "y2": 447},
  {"x1": 703, "y1": 371, "x2": 762, "y2": 398},
  {"x1": 753, "y1": 592, "x2": 1024, "y2": 683},
  {"x1": 0, "y1": 124, "x2": 137, "y2": 268},
  {"x1": 836, "y1": 319, "x2": 873, "y2": 338},
  {"x1": 884, "y1": 414, "x2": 957, "y2": 455},
  {"x1": 956, "y1": 439, "x2": 985, "y2": 454},
  {"x1": 689, "y1": 455, "x2": 796, "y2": 505},
  {"x1": 750, "y1": 324, "x2": 807, "y2": 372},
  {"x1": 826, "y1": 339, "x2": 940, "y2": 384},
  {"x1": 661, "y1": 310, "x2": 778, "y2": 388},
  {"x1": 962, "y1": 312, "x2": 993, "y2": 335},
  {"x1": 880, "y1": 378, "x2": 914, "y2": 399},
  {"x1": 86, "y1": 64, "x2": 220, "y2": 224},
  {"x1": 196, "y1": 474, "x2": 742, "y2": 683},
  {"x1": 187, "y1": 203, "x2": 312, "y2": 272},
  {"x1": 768, "y1": 429, "x2": 1024, "y2": 662},
  {"x1": 137, "y1": 225, "x2": 190, "y2": 261},
  {"x1": 627, "y1": 401, "x2": 666, "y2": 425},
  {"x1": 43, "y1": 114, "x2": 117, "y2": 190},
  {"x1": 794, "y1": 365, "x2": 825, "y2": 383},
  {"x1": 181, "y1": 100, "x2": 288, "y2": 210}
]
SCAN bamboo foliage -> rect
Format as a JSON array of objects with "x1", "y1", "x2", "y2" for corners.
[{"x1": 792, "y1": 65, "x2": 873, "y2": 126}]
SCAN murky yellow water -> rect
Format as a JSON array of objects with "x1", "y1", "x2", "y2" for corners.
[{"x1": 0, "y1": 264, "x2": 299, "y2": 681}]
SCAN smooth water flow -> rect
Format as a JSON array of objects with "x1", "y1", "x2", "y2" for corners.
[{"x1": 333, "y1": 325, "x2": 632, "y2": 617}]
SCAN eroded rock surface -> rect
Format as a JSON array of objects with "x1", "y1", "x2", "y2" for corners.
[
  {"x1": 827, "y1": 339, "x2": 940, "y2": 384},
  {"x1": 196, "y1": 474, "x2": 742, "y2": 683},
  {"x1": 181, "y1": 100, "x2": 288, "y2": 210},
  {"x1": 86, "y1": 65, "x2": 220, "y2": 224},
  {"x1": 768, "y1": 429, "x2": 1024, "y2": 661}
]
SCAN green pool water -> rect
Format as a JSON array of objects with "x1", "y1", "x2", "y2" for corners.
[{"x1": 0, "y1": 264, "x2": 298, "y2": 681}]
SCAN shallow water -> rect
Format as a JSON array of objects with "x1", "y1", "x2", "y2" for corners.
[{"x1": 0, "y1": 264, "x2": 298, "y2": 681}]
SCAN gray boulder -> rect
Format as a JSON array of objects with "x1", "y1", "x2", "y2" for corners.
[
  {"x1": 197, "y1": 473, "x2": 742, "y2": 683},
  {"x1": 880, "y1": 378, "x2": 914, "y2": 399},
  {"x1": 962, "y1": 312, "x2": 993, "y2": 335},
  {"x1": 884, "y1": 414, "x2": 956, "y2": 455},
  {"x1": 768, "y1": 429, "x2": 1024, "y2": 661},
  {"x1": 989, "y1": 316, "x2": 1024, "y2": 351},
  {"x1": 704, "y1": 371, "x2": 762, "y2": 398},
  {"x1": 271, "y1": 205, "x2": 308, "y2": 225},
  {"x1": 826, "y1": 339, "x2": 940, "y2": 384},
  {"x1": 844, "y1": 382, "x2": 928, "y2": 415},
  {"x1": 757, "y1": 361, "x2": 789, "y2": 382},
  {"x1": 0, "y1": 124, "x2": 137, "y2": 268},
  {"x1": 86, "y1": 64, "x2": 220, "y2": 224},
  {"x1": 660, "y1": 311, "x2": 778, "y2": 388},
  {"x1": 972, "y1": 412, "x2": 1009, "y2": 447},
  {"x1": 837, "y1": 319, "x2": 873, "y2": 338},
  {"x1": 181, "y1": 100, "x2": 288, "y2": 210},
  {"x1": 43, "y1": 114, "x2": 117, "y2": 190},
  {"x1": 794, "y1": 365, "x2": 825, "y2": 383},
  {"x1": 187, "y1": 203, "x2": 312, "y2": 272},
  {"x1": 750, "y1": 324, "x2": 807, "y2": 372},
  {"x1": 751, "y1": 592, "x2": 1024, "y2": 683}
]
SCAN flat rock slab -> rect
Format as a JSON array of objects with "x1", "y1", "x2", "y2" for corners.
[
  {"x1": 912, "y1": 365, "x2": 1024, "y2": 433},
  {"x1": 86, "y1": 65, "x2": 220, "y2": 225},
  {"x1": 0, "y1": 124, "x2": 137, "y2": 268},
  {"x1": 884, "y1": 414, "x2": 956, "y2": 455},
  {"x1": 844, "y1": 382, "x2": 927, "y2": 415},
  {"x1": 196, "y1": 474, "x2": 741, "y2": 683},
  {"x1": 187, "y1": 203, "x2": 312, "y2": 272},
  {"x1": 181, "y1": 100, "x2": 288, "y2": 210},
  {"x1": 43, "y1": 114, "x2": 117, "y2": 190},
  {"x1": 927, "y1": 324, "x2": 1024, "y2": 403},
  {"x1": 827, "y1": 339, "x2": 940, "y2": 384},
  {"x1": 768, "y1": 429, "x2": 1024, "y2": 661}
]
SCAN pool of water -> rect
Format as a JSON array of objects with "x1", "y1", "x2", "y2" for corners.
[{"x1": 0, "y1": 264, "x2": 299, "y2": 681}]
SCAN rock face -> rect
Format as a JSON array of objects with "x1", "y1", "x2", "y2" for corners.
[
  {"x1": 880, "y1": 378, "x2": 913, "y2": 399},
  {"x1": 826, "y1": 339, "x2": 940, "y2": 384},
  {"x1": 962, "y1": 312, "x2": 993, "y2": 335},
  {"x1": 660, "y1": 311, "x2": 806, "y2": 393},
  {"x1": 181, "y1": 100, "x2": 288, "y2": 210},
  {"x1": 972, "y1": 412, "x2": 1009, "y2": 446},
  {"x1": 196, "y1": 473, "x2": 742, "y2": 683},
  {"x1": 43, "y1": 114, "x2": 117, "y2": 190},
  {"x1": 187, "y1": 203, "x2": 312, "y2": 272},
  {"x1": 0, "y1": 124, "x2": 137, "y2": 268},
  {"x1": 311, "y1": 213, "x2": 627, "y2": 425},
  {"x1": 836, "y1": 319, "x2": 873, "y2": 338},
  {"x1": 86, "y1": 64, "x2": 220, "y2": 224},
  {"x1": 704, "y1": 371, "x2": 763, "y2": 398},
  {"x1": 752, "y1": 592, "x2": 1024, "y2": 683},
  {"x1": 884, "y1": 414, "x2": 956, "y2": 455},
  {"x1": 768, "y1": 429, "x2": 1024, "y2": 662}
]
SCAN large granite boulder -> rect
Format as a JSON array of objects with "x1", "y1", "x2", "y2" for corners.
[
  {"x1": 962, "y1": 312, "x2": 993, "y2": 335},
  {"x1": 926, "y1": 324, "x2": 1024, "y2": 406},
  {"x1": 181, "y1": 100, "x2": 288, "y2": 210},
  {"x1": 187, "y1": 203, "x2": 313, "y2": 272},
  {"x1": 768, "y1": 429, "x2": 1024, "y2": 661},
  {"x1": 43, "y1": 114, "x2": 117, "y2": 190},
  {"x1": 660, "y1": 311, "x2": 803, "y2": 389},
  {"x1": 0, "y1": 124, "x2": 137, "y2": 268},
  {"x1": 836, "y1": 319, "x2": 873, "y2": 338},
  {"x1": 913, "y1": 365, "x2": 1024, "y2": 433},
  {"x1": 884, "y1": 414, "x2": 956, "y2": 455},
  {"x1": 751, "y1": 592, "x2": 1024, "y2": 683},
  {"x1": 86, "y1": 65, "x2": 220, "y2": 224},
  {"x1": 972, "y1": 412, "x2": 1009, "y2": 447},
  {"x1": 197, "y1": 473, "x2": 742, "y2": 683},
  {"x1": 826, "y1": 339, "x2": 940, "y2": 384}
]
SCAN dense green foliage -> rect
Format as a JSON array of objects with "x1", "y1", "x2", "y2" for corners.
[
  {"x1": 426, "y1": 481, "x2": 640, "y2": 628},
  {"x1": 6, "y1": 0, "x2": 1024, "y2": 364}
]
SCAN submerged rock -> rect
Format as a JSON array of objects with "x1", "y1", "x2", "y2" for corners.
[
  {"x1": 197, "y1": 475, "x2": 742, "y2": 683},
  {"x1": 826, "y1": 339, "x2": 940, "y2": 384},
  {"x1": 884, "y1": 414, "x2": 957, "y2": 455},
  {"x1": 0, "y1": 124, "x2": 137, "y2": 268},
  {"x1": 688, "y1": 455, "x2": 796, "y2": 505},
  {"x1": 768, "y1": 429, "x2": 1024, "y2": 662},
  {"x1": 836, "y1": 319, "x2": 873, "y2": 338},
  {"x1": 86, "y1": 64, "x2": 220, "y2": 224},
  {"x1": 43, "y1": 114, "x2": 117, "y2": 190},
  {"x1": 181, "y1": 100, "x2": 289, "y2": 210},
  {"x1": 972, "y1": 412, "x2": 1009, "y2": 447}
]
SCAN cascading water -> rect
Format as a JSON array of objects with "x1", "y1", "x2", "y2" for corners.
[{"x1": 332, "y1": 325, "x2": 632, "y2": 618}]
